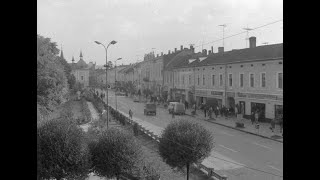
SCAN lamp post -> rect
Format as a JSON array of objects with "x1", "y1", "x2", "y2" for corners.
[
  {"x1": 94, "y1": 40, "x2": 117, "y2": 129},
  {"x1": 115, "y1": 57, "x2": 122, "y2": 111}
]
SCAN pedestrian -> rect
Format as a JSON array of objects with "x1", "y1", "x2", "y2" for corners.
[
  {"x1": 279, "y1": 114, "x2": 283, "y2": 135},
  {"x1": 251, "y1": 111, "x2": 255, "y2": 124},
  {"x1": 172, "y1": 107, "x2": 175, "y2": 119},
  {"x1": 204, "y1": 106, "x2": 207, "y2": 118},
  {"x1": 235, "y1": 106, "x2": 238, "y2": 118},
  {"x1": 129, "y1": 109, "x2": 133, "y2": 119},
  {"x1": 209, "y1": 107, "x2": 213, "y2": 119},
  {"x1": 270, "y1": 117, "x2": 276, "y2": 133},
  {"x1": 255, "y1": 111, "x2": 259, "y2": 123}
]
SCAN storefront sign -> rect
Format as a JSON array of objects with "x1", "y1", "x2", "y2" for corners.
[
  {"x1": 210, "y1": 91, "x2": 223, "y2": 96},
  {"x1": 237, "y1": 92, "x2": 283, "y2": 101},
  {"x1": 195, "y1": 90, "x2": 207, "y2": 96},
  {"x1": 227, "y1": 92, "x2": 235, "y2": 97}
]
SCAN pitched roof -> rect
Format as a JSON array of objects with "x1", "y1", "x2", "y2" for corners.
[
  {"x1": 165, "y1": 50, "x2": 205, "y2": 70},
  {"x1": 198, "y1": 43, "x2": 283, "y2": 67}
]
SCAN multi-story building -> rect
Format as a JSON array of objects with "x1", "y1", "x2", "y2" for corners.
[
  {"x1": 96, "y1": 65, "x2": 128, "y2": 88},
  {"x1": 166, "y1": 37, "x2": 283, "y2": 121}
]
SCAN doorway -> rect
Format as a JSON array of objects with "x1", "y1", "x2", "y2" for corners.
[
  {"x1": 239, "y1": 101, "x2": 245, "y2": 115},
  {"x1": 251, "y1": 102, "x2": 266, "y2": 122}
]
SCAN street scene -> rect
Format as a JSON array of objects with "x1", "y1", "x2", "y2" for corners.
[{"x1": 38, "y1": 0, "x2": 283, "y2": 180}]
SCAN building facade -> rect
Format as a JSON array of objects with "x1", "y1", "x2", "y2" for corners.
[
  {"x1": 167, "y1": 37, "x2": 283, "y2": 121},
  {"x1": 70, "y1": 51, "x2": 95, "y2": 88}
]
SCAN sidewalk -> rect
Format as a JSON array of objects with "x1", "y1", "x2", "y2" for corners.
[{"x1": 184, "y1": 108, "x2": 283, "y2": 142}]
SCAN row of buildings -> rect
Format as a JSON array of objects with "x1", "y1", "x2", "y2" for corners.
[
  {"x1": 65, "y1": 36, "x2": 283, "y2": 121},
  {"x1": 114, "y1": 37, "x2": 283, "y2": 121}
]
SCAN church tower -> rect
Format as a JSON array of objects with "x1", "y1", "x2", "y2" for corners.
[{"x1": 80, "y1": 50, "x2": 83, "y2": 60}]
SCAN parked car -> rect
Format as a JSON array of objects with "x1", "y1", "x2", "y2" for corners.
[
  {"x1": 133, "y1": 96, "x2": 140, "y2": 102},
  {"x1": 168, "y1": 102, "x2": 185, "y2": 115},
  {"x1": 144, "y1": 103, "x2": 156, "y2": 115},
  {"x1": 115, "y1": 91, "x2": 126, "y2": 96}
]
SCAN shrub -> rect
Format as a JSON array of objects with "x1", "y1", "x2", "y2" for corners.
[
  {"x1": 37, "y1": 118, "x2": 91, "y2": 180},
  {"x1": 89, "y1": 128, "x2": 143, "y2": 180},
  {"x1": 158, "y1": 120, "x2": 213, "y2": 180},
  {"x1": 133, "y1": 123, "x2": 140, "y2": 136},
  {"x1": 80, "y1": 98, "x2": 92, "y2": 124}
]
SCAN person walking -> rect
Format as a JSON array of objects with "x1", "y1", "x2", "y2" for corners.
[
  {"x1": 270, "y1": 117, "x2": 276, "y2": 133},
  {"x1": 129, "y1": 109, "x2": 133, "y2": 119},
  {"x1": 209, "y1": 106, "x2": 213, "y2": 119},
  {"x1": 251, "y1": 111, "x2": 255, "y2": 124},
  {"x1": 279, "y1": 114, "x2": 283, "y2": 136},
  {"x1": 204, "y1": 106, "x2": 207, "y2": 118},
  {"x1": 172, "y1": 107, "x2": 175, "y2": 119},
  {"x1": 215, "y1": 106, "x2": 219, "y2": 118}
]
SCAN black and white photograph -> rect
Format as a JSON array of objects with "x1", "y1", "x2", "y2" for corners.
[{"x1": 37, "y1": 0, "x2": 283, "y2": 179}]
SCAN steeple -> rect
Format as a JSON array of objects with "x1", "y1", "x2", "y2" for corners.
[
  {"x1": 60, "y1": 44, "x2": 64, "y2": 59},
  {"x1": 80, "y1": 50, "x2": 83, "y2": 60},
  {"x1": 72, "y1": 56, "x2": 75, "y2": 63}
]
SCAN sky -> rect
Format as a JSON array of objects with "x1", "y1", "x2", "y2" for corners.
[{"x1": 37, "y1": 0, "x2": 283, "y2": 66}]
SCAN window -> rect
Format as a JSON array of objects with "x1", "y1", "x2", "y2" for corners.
[
  {"x1": 240, "y1": 73, "x2": 244, "y2": 88},
  {"x1": 277, "y1": 72, "x2": 283, "y2": 89},
  {"x1": 197, "y1": 75, "x2": 200, "y2": 85},
  {"x1": 189, "y1": 75, "x2": 191, "y2": 85},
  {"x1": 250, "y1": 73, "x2": 254, "y2": 87},
  {"x1": 182, "y1": 75, "x2": 185, "y2": 85},
  {"x1": 261, "y1": 73, "x2": 266, "y2": 88},
  {"x1": 203, "y1": 75, "x2": 205, "y2": 86},
  {"x1": 228, "y1": 73, "x2": 233, "y2": 87},
  {"x1": 212, "y1": 75, "x2": 215, "y2": 86},
  {"x1": 81, "y1": 76, "x2": 84, "y2": 80},
  {"x1": 219, "y1": 74, "x2": 223, "y2": 86}
]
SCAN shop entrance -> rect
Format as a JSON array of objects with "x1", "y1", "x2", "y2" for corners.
[
  {"x1": 206, "y1": 98, "x2": 222, "y2": 109},
  {"x1": 275, "y1": 105, "x2": 283, "y2": 119},
  {"x1": 251, "y1": 102, "x2": 266, "y2": 122},
  {"x1": 239, "y1": 101, "x2": 246, "y2": 115},
  {"x1": 227, "y1": 97, "x2": 235, "y2": 109}
]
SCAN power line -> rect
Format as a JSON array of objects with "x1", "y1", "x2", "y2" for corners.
[{"x1": 193, "y1": 19, "x2": 283, "y2": 48}]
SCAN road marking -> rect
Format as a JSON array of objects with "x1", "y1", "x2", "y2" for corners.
[
  {"x1": 252, "y1": 142, "x2": 273, "y2": 150},
  {"x1": 268, "y1": 165, "x2": 282, "y2": 172},
  {"x1": 219, "y1": 131, "x2": 235, "y2": 137},
  {"x1": 218, "y1": 144, "x2": 238, "y2": 153}
]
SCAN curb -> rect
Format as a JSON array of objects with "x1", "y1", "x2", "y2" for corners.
[{"x1": 185, "y1": 113, "x2": 283, "y2": 143}]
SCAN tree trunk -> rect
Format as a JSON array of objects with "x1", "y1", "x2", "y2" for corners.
[{"x1": 186, "y1": 163, "x2": 189, "y2": 180}]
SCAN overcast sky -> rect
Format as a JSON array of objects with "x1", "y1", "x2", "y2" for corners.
[{"x1": 37, "y1": 0, "x2": 283, "y2": 66}]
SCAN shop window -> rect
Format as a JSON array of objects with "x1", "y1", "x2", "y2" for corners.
[
  {"x1": 198, "y1": 75, "x2": 200, "y2": 85},
  {"x1": 203, "y1": 75, "x2": 205, "y2": 86}
]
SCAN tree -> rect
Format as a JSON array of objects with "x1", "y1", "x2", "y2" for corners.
[
  {"x1": 89, "y1": 128, "x2": 143, "y2": 180},
  {"x1": 158, "y1": 120, "x2": 213, "y2": 180},
  {"x1": 37, "y1": 118, "x2": 91, "y2": 180},
  {"x1": 37, "y1": 34, "x2": 69, "y2": 111}
]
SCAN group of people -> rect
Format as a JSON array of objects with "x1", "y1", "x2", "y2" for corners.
[{"x1": 197, "y1": 103, "x2": 240, "y2": 120}]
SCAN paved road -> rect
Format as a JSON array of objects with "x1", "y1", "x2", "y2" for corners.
[{"x1": 97, "y1": 89, "x2": 283, "y2": 180}]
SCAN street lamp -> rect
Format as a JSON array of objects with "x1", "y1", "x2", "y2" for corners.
[
  {"x1": 95, "y1": 40, "x2": 117, "y2": 129},
  {"x1": 115, "y1": 57, "x2": 122, "y2": 111}
]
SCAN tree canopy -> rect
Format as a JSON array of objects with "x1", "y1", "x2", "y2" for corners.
[
  {"x1": 158, "y1": 120, "x2": 214, "y2": 180},
  {"x1": 37, "y1": 34, "x2": 69, "y2": 111}
]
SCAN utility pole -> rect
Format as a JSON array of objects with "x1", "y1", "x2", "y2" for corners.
[
  {"x1": 219, "y1": 24, "x2": 228, "y2": 108},
  {"x1": 243, "y1": 25, "x2": 253, "y2": 48}
]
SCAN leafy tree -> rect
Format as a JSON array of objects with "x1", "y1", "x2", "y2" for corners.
[
  {"x1": 158, "y1": 120, "x2": 213, "y2": 180},
  {"x1": 37, "y1": 34, "x2": 69, "y2": 111},
  {"x1": 37, "y1": 118, "x2": 91, "y2": 180},
  {"x1": 89, "y1": 128, "x2": 143, "y2": 180}
]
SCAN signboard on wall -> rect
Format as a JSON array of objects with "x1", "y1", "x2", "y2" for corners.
[
  {"x1": 210, "y1": 91, "x2": 223, "y2": 96},
  {"x1": 195, "y1": 90, "x2": 207, "y2": 96},
  {"x1": 237, "y1": 92, "x2": 283, "y2": 101}
]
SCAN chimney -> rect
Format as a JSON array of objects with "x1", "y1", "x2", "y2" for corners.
[
  {"x1": 168, "y1": 50, "x2": 171, "y2": 54},
  {"x1": 208, "y1": 50, "x2": 212, "y2": 54},
  {"x1": 218, "y1": 47, "x2": 224, "y2": 53},
  {"x1": 161, "y1": 52, "x2": 163, "y2": 56},
  {"x1": 180, "y1": 45, "x2": 183, "y2": 51},
  {"x1": 175, "y1": 48, "x2": 177, "y2": 52},
  {"x1": 211, "y1": 46, "x2": 213, "y2": 53},
  {"x1": 157, "y1": 54, "x2": 159, "y2": 57},
  {"x1": 249, "y1": 36, "x2": 256, "y2": 48},
  {"x1": 190, "y1": 45, "x2": 194, "y2": 53},
  {"x1": 202, "y1": 49, "x2": 207, "y2": 56}
]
